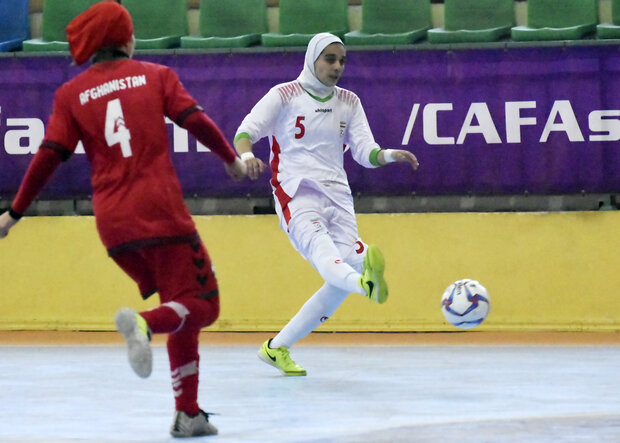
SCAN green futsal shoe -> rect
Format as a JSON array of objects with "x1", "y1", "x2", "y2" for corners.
[
  {"x1": 257, "y1": 339, "x2": 307, "y2": 376},
  {"x1": 359, "y1": 244, "x2": 388, "y2": 304}
]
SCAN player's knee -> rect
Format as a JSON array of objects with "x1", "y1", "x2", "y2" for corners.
[
  {"x1": 341, "y1": 239, "x2": 366, "y2": 272},
  {"x1": 198, "y1": 295, "x2": 220, "y2": 328},
  {"x1": 173, "y1": 295, "x2": 220, "y2": 331}
]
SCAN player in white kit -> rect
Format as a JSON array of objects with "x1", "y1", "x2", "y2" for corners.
[{"x1": 234, "y1": 33, "x2": 419, "y2": 376}]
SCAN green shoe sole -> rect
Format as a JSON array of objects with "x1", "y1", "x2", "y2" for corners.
[{"x1": 365, "y1": 245, "x2": 388, "y2": 304}]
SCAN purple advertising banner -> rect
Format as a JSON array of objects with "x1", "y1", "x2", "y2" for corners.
[{"x1": 1, "y1": 45, "x2": 620, "y2": 200}]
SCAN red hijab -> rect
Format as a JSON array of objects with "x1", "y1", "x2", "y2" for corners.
[{"x1": 66, "y1": 1, "x2": 134, "y2": 65}]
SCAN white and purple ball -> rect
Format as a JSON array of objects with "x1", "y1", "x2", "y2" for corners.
[{"x1": 441, "y1": 279, "x2": 490, "y2": 329}]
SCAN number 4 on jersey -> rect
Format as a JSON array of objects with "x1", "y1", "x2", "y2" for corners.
[{"x1": 105, "y1": 98, "x2": 132, "y2": 157}]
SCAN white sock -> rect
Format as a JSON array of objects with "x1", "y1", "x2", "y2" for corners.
[
  {"x1": 271, "y1": 283, "x2": 349, "y2": 349},
  {"x1": 310, "y1": 233, "x2": 364, "y2": 295}
]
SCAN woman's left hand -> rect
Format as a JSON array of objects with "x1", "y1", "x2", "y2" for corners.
[
  {"x1": 381, "y1": 149, "x2": 419, "y2": 171},
  {"x1": 0, "y1": 211, "x2": 19, "y2": 239}
]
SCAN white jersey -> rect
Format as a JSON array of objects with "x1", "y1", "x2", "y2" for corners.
[{"x1": 236, "y1": 81, "x2": 380, "y2": 218}]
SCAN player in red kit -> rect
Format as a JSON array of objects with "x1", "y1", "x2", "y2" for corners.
[{"x1": 0, "y1": 1, "x2": 247, "y2": 438}]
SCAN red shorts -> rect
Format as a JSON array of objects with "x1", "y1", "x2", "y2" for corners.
[{"x1": 112, "y1": 237, "x2": 219, "y2": 304}]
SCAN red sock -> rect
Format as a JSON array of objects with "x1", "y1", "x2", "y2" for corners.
[
  {"x1": 149, "y1": 297, "x2": 219, "y2": 414},
  {"x1": 140, "y1": 302, "x2": 199, "y2": 414},
  {"x1": 168, "y1": 329, "x2": 200, "y2": 415}
]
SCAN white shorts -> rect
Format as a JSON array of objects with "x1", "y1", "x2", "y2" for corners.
[{"x1": 276, "y1": 183, "x2": 367, "y2": 271}]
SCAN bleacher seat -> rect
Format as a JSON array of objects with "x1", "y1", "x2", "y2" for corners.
[
  {"x1": 427, "y1": 0, "x2": 514, "y2": 43},
  {"x1": 123, "y1": 0, "x2": 188, "y2": 49},
  {"x1": 597, "y1": 0, "x2": 620, "y2": 39},
  {"x1": 0, "y1": 0, "x2": 30, "y2": 52},
  {"x1": 22, "y1": 0, "x2": 99, "y2": 53},
  {"x1": 511, "y1": 0, "x2": 598, "y2": 41},
  {"x1": 344, "y1": 0, "x2": 431, "y2": 46},
  {"x1": 261, "y1": 0, "x2": 349, "y2": 47},
  {"x1": 181, "y1": 0, "x2": 267, "y2": 49}
]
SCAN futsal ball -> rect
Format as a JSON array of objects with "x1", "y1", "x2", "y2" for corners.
[{"x1": 441, "y1": 279, "x2": 490, "y2": 329}]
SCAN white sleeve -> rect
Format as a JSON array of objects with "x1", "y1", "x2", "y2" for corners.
[
  {"x1": 344, "y1": 99, "x2": 380, "y2": 168},
  {"x1": 235, "y1": 88, "x2": 282, "y2": 143}
]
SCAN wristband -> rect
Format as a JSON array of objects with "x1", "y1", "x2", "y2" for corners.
[
  {"x1": 382, "y1": 149, "x2": 397, "y2": 164},
  {"x1": 8, "y1": 206, "x2": 23, "y2": 220},
  {"x1": 240, "y1": 152, "x2": 255, "y2": 162}
]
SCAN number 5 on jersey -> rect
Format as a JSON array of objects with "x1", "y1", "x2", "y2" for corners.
[
  {"x1": 105, "y1": 98, "x2": 132, "y2": 157},
  {"x1": 295, "y1": 116, "x2": 305, "y2": 139}
]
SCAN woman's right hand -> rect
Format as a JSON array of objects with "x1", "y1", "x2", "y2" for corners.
[{"x1": 243, "y1": 156, "x2": 267, "y2": 180}]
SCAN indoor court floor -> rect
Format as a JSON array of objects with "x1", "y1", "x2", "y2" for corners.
[{"x1": 0, "y1": 332, "x2": 619, "y2": 442}]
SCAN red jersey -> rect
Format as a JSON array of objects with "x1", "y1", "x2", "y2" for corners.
[{"x1": 15, "y1": 57, "x2": 235, "y2": 253}]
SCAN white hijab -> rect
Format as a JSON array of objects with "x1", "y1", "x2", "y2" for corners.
[{"x1": 297, "y1": 33, "x2": 344, "y2": 98}]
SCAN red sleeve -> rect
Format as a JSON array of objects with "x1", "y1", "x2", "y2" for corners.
[
  {"x1": 160, "y1": 66, "x2": 200, "y2": 124},
  {"x1": 182, "y1": 111, "x2": 237, "y2": 164},
  {"x1": 11, "y1": 83, "x2": 78, "y2": 216},
  {"x1": 43, "y1": 84, "x2": 81, "y2": 158},
  {"x1": 11, "y1": 147, "x2": 63, "y2": 215}
]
